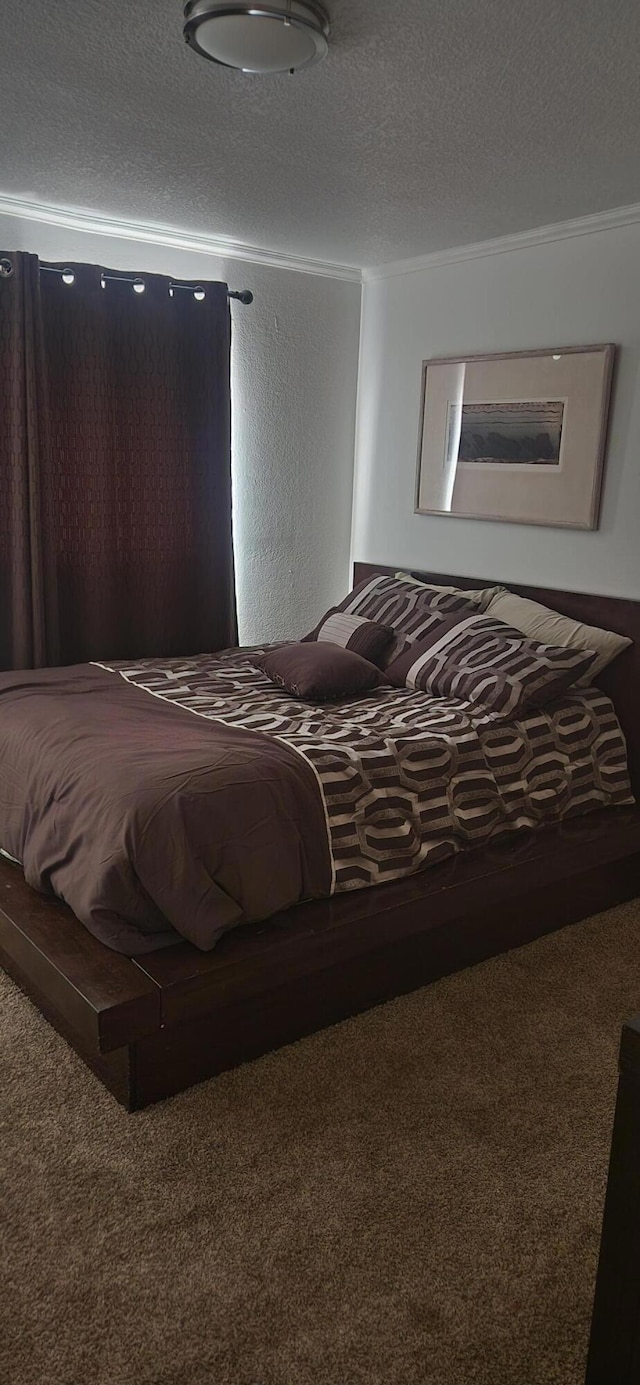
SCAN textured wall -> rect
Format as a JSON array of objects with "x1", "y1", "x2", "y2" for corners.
[
  {"x1": 0, "y1": 211, "x2": 361, "y2": 642},
  {"x1": 230, "y1": 267, "x2": 361, "y2": 641},
  {"x1": 352, "y1": 221, "x2": 640, "y2": 599}
]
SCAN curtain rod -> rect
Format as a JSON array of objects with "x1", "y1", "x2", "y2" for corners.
[{"x1": 35, "y1": 262, "x2": 254, "y2": 304}]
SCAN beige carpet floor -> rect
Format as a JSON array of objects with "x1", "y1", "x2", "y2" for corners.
[{"x1": 3, "y1": 899, "x2": 640, "y2": 1385}]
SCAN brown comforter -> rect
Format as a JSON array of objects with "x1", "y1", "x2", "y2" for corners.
[{"x1": 0, "y1": 649, "x2": 632, "y2": 953}]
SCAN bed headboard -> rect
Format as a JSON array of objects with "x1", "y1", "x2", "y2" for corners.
[{"x1": 353, "y1": 562, "x2": 640, "y2": 797}]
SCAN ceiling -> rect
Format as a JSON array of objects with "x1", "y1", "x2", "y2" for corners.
[{"x1": 2, "y1": 0, "x2": 640, "y2": 268}]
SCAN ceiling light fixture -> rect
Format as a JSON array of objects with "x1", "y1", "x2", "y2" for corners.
[{"x1": 183, "y1": 1, "x2": 329, "y2": 74}]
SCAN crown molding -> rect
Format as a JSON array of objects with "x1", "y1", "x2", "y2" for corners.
[
  {"x1": 363, "y1": 201, "x2": 640, "y2": 281},
  {"x1": 3, "y1": 190, "x2": 639, "y2": 286},
  {"x1": 0, "y1": 192, "x2": 361, "y2": 283}
]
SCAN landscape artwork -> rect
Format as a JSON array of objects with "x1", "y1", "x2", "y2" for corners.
[
  {"x1": 449, "y1": 399, "x2": 564, "y2": 467},
  {"x1": 416, "y1": 345, "x2": 614, "y2": 528}
]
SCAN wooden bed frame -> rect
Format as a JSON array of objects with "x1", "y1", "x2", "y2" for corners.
[{"x1": 2, "y1": 564, "x2": 640, "y2": 1109}]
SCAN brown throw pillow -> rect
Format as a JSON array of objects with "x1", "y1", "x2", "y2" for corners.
[
  {"x1": 255, "y1": 643, "x2": 388, "y2": 701},
  {"x1": 385, "y1": 611, "x2": 598, "y2": 716},
  {"x1": 302, "y1": 608, "x2": 394, "y2": 666}
]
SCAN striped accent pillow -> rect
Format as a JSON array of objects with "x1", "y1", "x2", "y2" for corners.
[
  {"x1": 385, "y1": 612, "x2": 598, "y2": 716},
  {"x1": 302, "y1": 608, "x2": 395, "y2": 667}
]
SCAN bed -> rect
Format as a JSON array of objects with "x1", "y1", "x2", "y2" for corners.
[{"x1": 1, "y1": 564, "x2": 640, "y2": 1109}]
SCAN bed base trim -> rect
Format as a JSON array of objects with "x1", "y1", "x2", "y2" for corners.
[{"x1": 2, "y1": 812, "x2": 639, "y2": 1110}]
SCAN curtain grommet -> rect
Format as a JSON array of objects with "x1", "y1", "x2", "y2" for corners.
[{"x1": 0, "y1": 257, "x2": 15, "y2": 278}]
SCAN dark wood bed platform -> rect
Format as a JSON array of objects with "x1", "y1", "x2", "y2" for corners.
[{"x1": 2, "y1": 564, "x2": 640, "y2": 1109}]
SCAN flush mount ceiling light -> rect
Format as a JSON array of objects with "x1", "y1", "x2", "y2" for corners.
[{"x1": 183, "y1": 1, "x2": 330, "y2": 74}]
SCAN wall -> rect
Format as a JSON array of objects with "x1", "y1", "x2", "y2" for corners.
[
  {"x1": 0, "y1": 210, "x2": 361, "y2": 642},
  {"x1": 352, "y1": 222, "x2": 640, "y2": 598}
]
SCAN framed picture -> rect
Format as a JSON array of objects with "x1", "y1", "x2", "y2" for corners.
[{"x1": 415, "y1": 344, "x2": 615, "y2": 529}]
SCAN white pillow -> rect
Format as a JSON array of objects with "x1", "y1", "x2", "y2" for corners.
[
  {"x1": 483, "y1": 588, "x2": 632, "y2": 679},
  {"x1": 394, "y1": 572, "x2": 501, "y2": 611}
]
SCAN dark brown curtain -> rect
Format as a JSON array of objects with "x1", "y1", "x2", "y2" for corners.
[
  {"x1": 0, "y1": 253, "x2": 60, "y2": 666},
  {"x1": 0, "y1": 252, "x2": 236, "y2": 667}
]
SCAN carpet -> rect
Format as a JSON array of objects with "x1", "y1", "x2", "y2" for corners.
[{"x1": 3, "y1": 898, "x2": 640, "y2": 1385}]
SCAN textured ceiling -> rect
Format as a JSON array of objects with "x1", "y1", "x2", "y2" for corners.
[{"x1": 2, "y1": 0, "x2": 640, "y2": 267}]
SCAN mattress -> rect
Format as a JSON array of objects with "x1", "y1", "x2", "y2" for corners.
[{"x1": 0, "y1": 648, "x2": 632, "y2": 954}]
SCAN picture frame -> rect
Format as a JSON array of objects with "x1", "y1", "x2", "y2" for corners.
[{"x1": 415, "y1": 344, "x2": 615, "y2": 529}]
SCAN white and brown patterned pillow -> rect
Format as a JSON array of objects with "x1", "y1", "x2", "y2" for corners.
[
  {"x1": 302, "y1": 608, "x2": 395, "y2": 667},
  {"x1": 385, "y1": 611, "x2": 598, "y2": 716},
  {"x1": 329, "y1": 574, "x2": 486, "y2": 658},
  {"x1": 394, "y1": 571, "x2": 502, "y2": 608}
]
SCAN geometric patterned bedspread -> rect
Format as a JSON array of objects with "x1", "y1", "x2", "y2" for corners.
[{"x1": 97, "y1": 647, "x2": 633, "y2": 897}]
